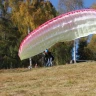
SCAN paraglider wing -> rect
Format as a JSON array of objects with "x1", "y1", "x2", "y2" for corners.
[{"x1": 18, "y1": 9, "x2": 96, "y2": 60}]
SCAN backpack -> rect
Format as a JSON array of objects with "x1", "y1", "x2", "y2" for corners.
[
  {"x1": 48, "y1": 52, "x2": 54, "y2": 61},
  {"x1": 51, "y1": 55, "x2": 54, "y2": 61}
]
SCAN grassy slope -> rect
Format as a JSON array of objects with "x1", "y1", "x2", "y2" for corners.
[{"x1": 0, "y1": 62, "x2": 96, "y2": 96}]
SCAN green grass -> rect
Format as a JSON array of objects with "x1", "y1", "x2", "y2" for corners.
[{"x1": 0, "y1": 61, "x2": 96, "y2": 96}]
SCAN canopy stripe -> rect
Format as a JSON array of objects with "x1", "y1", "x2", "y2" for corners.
[{"x1": 18, "y1": 9, "x2": 96, "y2": 60}]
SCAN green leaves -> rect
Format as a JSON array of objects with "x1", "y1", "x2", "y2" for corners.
[
  {"x1": 50, "y1": 42, "x2": 73, "y2": 65},
  {"x1": 0, "y1": 17, "x2": 21, "y2": 68},
  {"x1": 87, "y1": 35, "x2": 96, "y2": 60}
]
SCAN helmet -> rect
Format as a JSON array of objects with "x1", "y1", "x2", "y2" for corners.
[{"x1": 45, "y1": 49, "x2": 48, "y2": 53}]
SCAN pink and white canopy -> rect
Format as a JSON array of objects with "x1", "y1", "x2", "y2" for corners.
[{"x1": 18, "y1": 9, "x2": 96, "y2": 60}]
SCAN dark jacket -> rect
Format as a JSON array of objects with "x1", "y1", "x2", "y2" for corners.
[{"x1": 44, "y1": 51, "x2": 54, "y2": 63}]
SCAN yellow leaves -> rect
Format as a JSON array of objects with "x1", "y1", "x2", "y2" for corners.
[
  {"x1": 10, "y1": 0, "x2": 57, "y2": 35},
  {"x1": 19, "y1": 3, "x2": 26, "y2": 16},
  {"x1": 91, "y1": 3, "x2": 96, "y2": 9},
  {"x1": 26, "y1": 0, "x2": 30, "y2": 5},
  {"x1": 9, "y1": 0, "x2": 19, "y2": 11},
  {"x1": 32, "y1": 0, "x2": 38, "y2": 6}
]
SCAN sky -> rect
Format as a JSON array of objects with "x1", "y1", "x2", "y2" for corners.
[{"x1": 50, "y1": 0, "x2": 96, "y2": 9}]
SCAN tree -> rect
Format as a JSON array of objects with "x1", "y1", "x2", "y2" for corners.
[
  {"x1": 91, "y1": 3, "x2": 96, "y2": 9},
  {"x1": 0, "y1": 0, "x2": 10, "y2": 18},
  {"x1": 77, "y1": 37, "x2": 93, "y2": 60},
  {"x1": 9, "y1": 0, "x2": 57, "y2": 36},
  {"x1": 87, "y1": 35, "x2": 96, "y2": 60},
  {"x1": 58, "y1": 0, "x2": 83, "y2": 14},
  {"x1": 50, "y1": 42, "x2": 73, "y2": 65},
  {"x1": 8, "y1": 0, "x2": 57, "y2": 67},
  {"x1": 0, "y1": 0, "x2": 23, "y2": 69},
  {"x1": 0, "y1": 17, "x2": 22, "y2": 69}
]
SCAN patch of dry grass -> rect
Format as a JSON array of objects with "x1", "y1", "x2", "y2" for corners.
[{"x1": 0, "y1": 62, "x2": 96, "y2": 96}]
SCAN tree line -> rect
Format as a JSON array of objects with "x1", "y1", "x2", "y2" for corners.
[{"x1": 0, "y1": 0, "x2": 96, "y2": 69}]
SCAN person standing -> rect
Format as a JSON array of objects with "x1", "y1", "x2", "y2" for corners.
[{"x1": 43, "y1": 49, "x2": 54, "y2": 67}]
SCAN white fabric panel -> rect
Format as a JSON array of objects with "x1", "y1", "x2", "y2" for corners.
[{"x1": 18, "y1": 9, "x2": 96, "y2": 60}]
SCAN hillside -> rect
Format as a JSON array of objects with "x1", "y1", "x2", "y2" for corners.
[{"x1": 0, "y1": 62, "x2": 96, "y2": 96}]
